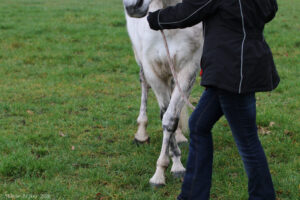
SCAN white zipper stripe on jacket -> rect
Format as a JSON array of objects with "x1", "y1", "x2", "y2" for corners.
[
  {"x1": 238, "y1": 0, "x2": 246, "y2": 94},
  {"x1": 158, "y1": 0, "x2": 213, "y2": 26}
]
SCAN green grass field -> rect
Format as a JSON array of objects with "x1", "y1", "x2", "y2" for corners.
[{"x1": 0, "y1": 0, "x2": 299, "y2": 199}]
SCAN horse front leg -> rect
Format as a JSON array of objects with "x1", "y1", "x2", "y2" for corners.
[
  {"x1": 149, "y1": 65, "x2": 197, "y2": 186},
  {"x1": 135, "y1": 68, "x2": 150, "y2": 143},
  {"x1": 169, "y1": 132, "x2": 186, "y2": 178},
  {"x1": 149, "y1": 99, "x2": 183, "y2": 187}
]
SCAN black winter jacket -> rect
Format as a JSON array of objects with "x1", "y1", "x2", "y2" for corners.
[{"x1": 147, "y1": 0, "x2": 280, "y2": 94}]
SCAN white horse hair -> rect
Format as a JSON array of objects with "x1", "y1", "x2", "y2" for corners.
[{"x1": 123, "y1": 0, "x2": 204, "y2": 186}]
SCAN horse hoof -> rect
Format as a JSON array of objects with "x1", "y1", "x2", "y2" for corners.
[
  {"x1": 133, "y1": 137, "x2": 150, "y2": 146},
  {"x1": 172, "y1": 171, "x2": 185, "y2": 179},
  {"x1": 150, "y1": 182, "x2": 165, "y2": 189}
]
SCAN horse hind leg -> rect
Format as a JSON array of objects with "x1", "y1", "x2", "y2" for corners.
[
  {"x1": 175, "y1": 104, "x2": 189, "y2": 144},
  {"x1": 134, "y1": 68, "x2": 150, "y2": 143}
]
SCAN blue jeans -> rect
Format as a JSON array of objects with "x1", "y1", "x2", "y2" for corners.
[{"x1": 177, "y1": 88, "x2": 275, "y2": 200}]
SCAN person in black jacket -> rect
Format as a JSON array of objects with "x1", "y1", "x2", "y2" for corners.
[{"x1": 147, "y1": 0, "x2": 279, "y2": 199}]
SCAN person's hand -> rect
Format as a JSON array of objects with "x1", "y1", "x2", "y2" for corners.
[{"x1": 147, "y1": 10, "x2": 162, "y2": 31}]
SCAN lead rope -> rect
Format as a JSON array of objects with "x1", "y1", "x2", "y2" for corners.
[{"x1": 160, "y1": 30, "x2": 195, "y2": 110}]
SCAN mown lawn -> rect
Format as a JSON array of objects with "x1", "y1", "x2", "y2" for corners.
[{"x1": 0, "y1": 0, "x2": 299, "y2": 199}]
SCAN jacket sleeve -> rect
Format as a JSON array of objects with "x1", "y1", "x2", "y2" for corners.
[
  {"x1": 147, "y1": 0, "x2": 219, "y2": 30},
  {"x1": 265, "y1": 0, "x2": 278, "y2": 23}
]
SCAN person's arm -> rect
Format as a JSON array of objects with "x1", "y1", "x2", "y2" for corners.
[
  {"x1": 147, "y1": 0, "x2": 220, "y2": 30},
  {"x1": 265, "y1": 0, "x2": 278, "y2": 23}
]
